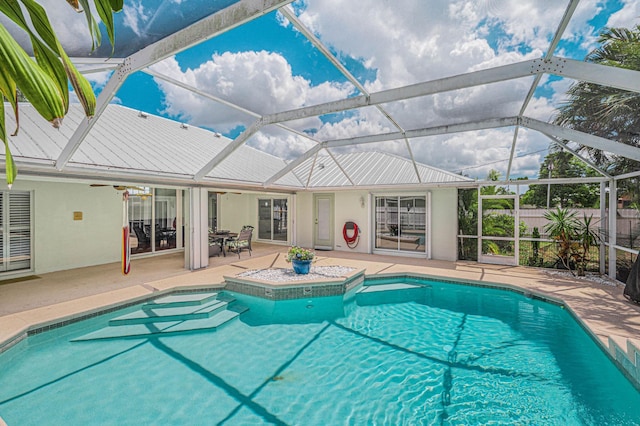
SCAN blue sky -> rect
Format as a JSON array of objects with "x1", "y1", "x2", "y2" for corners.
[{"x1": 10, "y1": 0, "x2": 640, "y2": 180}]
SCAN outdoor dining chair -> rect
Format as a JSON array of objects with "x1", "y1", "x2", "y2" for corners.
[{"x1": 226, "y1": 226, "x2": 253, "y2": 258}]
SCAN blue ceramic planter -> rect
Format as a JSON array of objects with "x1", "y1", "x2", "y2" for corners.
[{"x1": 292, "y1": 259, "x2": 312, "y2": 274}]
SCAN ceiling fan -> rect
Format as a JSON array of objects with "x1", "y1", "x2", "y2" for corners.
[{"x1": 89, "y1": 184, "x2": 153, "y2": 197}]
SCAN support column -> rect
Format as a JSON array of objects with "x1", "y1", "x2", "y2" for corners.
[
  {"x1": 291, "y1": 193, "x2": 297, "y2": 246},
  {"x1": 188, "y1": 188, "x2": 209, "y2": 270},
  {"x1": 599, "y1": 181, "x2": 606, "y2": 275},
  {"x1": 608, "y1": 179, "x2": 617, "y2": 280},
  {"x1": 427, "y1": 191, "x2": 432, "y2": 259}
]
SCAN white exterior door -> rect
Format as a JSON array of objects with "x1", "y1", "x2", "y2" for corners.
[{"x1": 314, "y1": 194, "x2": 334, "y2": 250}]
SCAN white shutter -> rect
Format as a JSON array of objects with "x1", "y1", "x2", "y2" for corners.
[{"x1": 5, "y1": 192, "x2": 31, "y2": 271}]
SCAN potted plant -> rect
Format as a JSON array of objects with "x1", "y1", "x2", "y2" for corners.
[{"x1": 286, "y1": 246, "x2": 315, "y2": 274}]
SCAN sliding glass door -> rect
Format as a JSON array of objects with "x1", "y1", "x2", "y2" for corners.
[
  {"x1": 375, "y1": 195, "x2": 427, "y2": 253},
  {"x1": 129, "y1": 189, "x2": 153, "y2": 254},
  {"x1": 154, "y1": 189, "x2": 177, "y2": 251},
  {"x1": 258, "y1": 198, "x2": 288, "y2": 242},
  {"x1": 129, "y1": 187, "x2": 181, "y2": 254}
]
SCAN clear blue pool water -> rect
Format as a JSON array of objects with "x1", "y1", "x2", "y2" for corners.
[{"x1": 1, "y1": 278, "x2": 639, "y2": 425}]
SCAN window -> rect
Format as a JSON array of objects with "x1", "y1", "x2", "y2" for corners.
[
  {"x1": 258, "y1": 198, "x2": 288, "y2": 242},
  {"x1": 0, "y1": 191, "x2": 32, "y2": 272},
  {"x1": 374, "y1": 195, "x2": 426, "y2": 253}
]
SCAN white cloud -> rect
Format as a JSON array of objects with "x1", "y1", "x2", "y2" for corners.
[
  {"x1": 150, "y1": 0, "x2": 611, "y2": 175},
  {"x1": 560, "y1": 0, "x2": 604, "y2": 54},
  {"x1": 607, "y1": 0, "x2": 640, "y2": 28},
  {"x1": 247, "y1": 130, "x2": 316, "y2": 160},
  {"x1": 522, "y1": 96, "x2": 556, "y2": 122},
  {"x1": 151, "y1": 51, "x2": 353, "y2": 134},
  {"x1": 410, "y1": 129, "x2": 516, "y2": 179},
  {"x1": 82, "y1": 71, "x2": 113, "y2": 88},
  {"x1": 403, "y1": 125, "x2": 553, "y2": 179},
  {"x1": 299, "y1": 0, "x2": 566, "y2": 88},
  {"x1": 0, "y1": 0, "x2": 93, "y2": 55},
  {"x1": 286, "y1": 0, "x2": 574, "y2": 174},
  {"x1": 122, "y1": 0, "x2": 148, "y2": 36}
]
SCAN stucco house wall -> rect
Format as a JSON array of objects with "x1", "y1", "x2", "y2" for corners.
[
  {"x1": 334, "y1": 191, "x2": 370, "y2": 253},
  {"x1": 430, "y1": 188, "x2": 458, "y2": 262},
  {"x1": 1, "y1": 180, "x2": 458, "y2": 279},
  {"x1": 294, "y1": 188, "x2": 458, "y2": 261},
  {"x1": 294, "y1": 192, "x2": 314, "y2": 248},
  {"x1": 11, "y1": 179, "x2": 122, "y2": 275},
  {"x1": 218, "y1": 192, "x2": 254, "y2": 233}
]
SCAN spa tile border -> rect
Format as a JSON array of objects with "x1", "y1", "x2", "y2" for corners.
[{"x1": 223, "y1": 271, "x2": 364, "y2": 300}]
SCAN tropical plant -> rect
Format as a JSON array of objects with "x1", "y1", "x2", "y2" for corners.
[
  {"x1": 553, "y1": 25, "x2": 640, "y2": 175},
  {"x1": 544, "y1": 207, "x2": 579, "y2": 270},
  {"x1": 0, "y1": 0, "x2": 123, "y2": 185},
  {"x1": 285, "y1": 246, "x2": 315, "y2": 262},
  {"x1": 572, "y1": 214, "x2": 601, "y2": 276},
  {"x1": 480, "y1": 169, "x2": 514, "y2": 198},
  {"x1": 458, "y1": 171, "x2": 524, "y2": 260},
  {"x1": 457, "y1": 188, "x2": 478, "y2": 260},
  {"x1": 544, "y1": 207, "x2": 600, "y2": 276}
]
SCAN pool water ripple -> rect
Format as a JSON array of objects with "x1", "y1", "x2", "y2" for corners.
[{"x1": 1, "y1": 280, "x2": 640, "y2": 425}]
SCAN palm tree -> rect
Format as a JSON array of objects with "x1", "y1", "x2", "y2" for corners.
[
  {"x1": 554, "y1": 25, "x2": 640, "y2": 175},
  {"x1": 0, "y1": 1, "x2": 123, "y2": 185}
]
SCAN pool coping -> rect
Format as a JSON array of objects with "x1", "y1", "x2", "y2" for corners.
[{"x1": 1, "y1": 256, "x2": 640, "y2": 390}]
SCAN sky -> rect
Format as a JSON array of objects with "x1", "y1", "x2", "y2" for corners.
[{"x1": 5, "y1": 0, "x2": 640, "y2": 180}]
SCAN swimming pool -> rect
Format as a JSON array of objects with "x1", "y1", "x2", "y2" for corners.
[{"x1": 1, "y1": 277, "x2": 639, "y2": 425}]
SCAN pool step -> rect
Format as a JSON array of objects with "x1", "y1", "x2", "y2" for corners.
[
  {"x1": 358, "y1": 282, "x2": 425, "y2": 293},
  {"x1": 110, "y1": 299, "x2": 229, "y2": 325},
  {"x1": 72, "y1": 292, "x2": 248, "y2": 341},
  {"x1": 356, "y1": 282, "x2": 431, "y2": 306},
  {"x1": 143, "y1": 292, "x2": 220, "y2": 308}
]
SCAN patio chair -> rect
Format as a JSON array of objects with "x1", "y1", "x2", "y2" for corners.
[
  {"x1": 226, "y1": 227, "x2": 253, "y2": 258},
  {"x1": 133, "y1": 225, "x2": 151, "y2": 252},
  {"x1": 208, "y1": 236, "x2": 223, "y2": 257}
]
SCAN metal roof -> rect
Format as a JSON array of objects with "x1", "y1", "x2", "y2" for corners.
[
  {"x1": 6, "y1": 103, "x2": 466, "y2": 189},
  {"x1": 292, "y1": 151, "x2": 470, "y2": 188}
]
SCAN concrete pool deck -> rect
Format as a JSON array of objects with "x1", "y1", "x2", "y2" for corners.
[{"x1": 1, "y1": 245, "x2": 640, "y2": 385}]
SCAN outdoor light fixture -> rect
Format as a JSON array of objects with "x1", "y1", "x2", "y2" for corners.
[
  {"x1": 137, "y1": 111, "x2": 148, "y2": 118},
  {"x1": 359, "y1": 196, "x2": 365, "y2": 208},
  {"x1": 180, "y1": 123, "x2": 188, "y2": 129}
]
